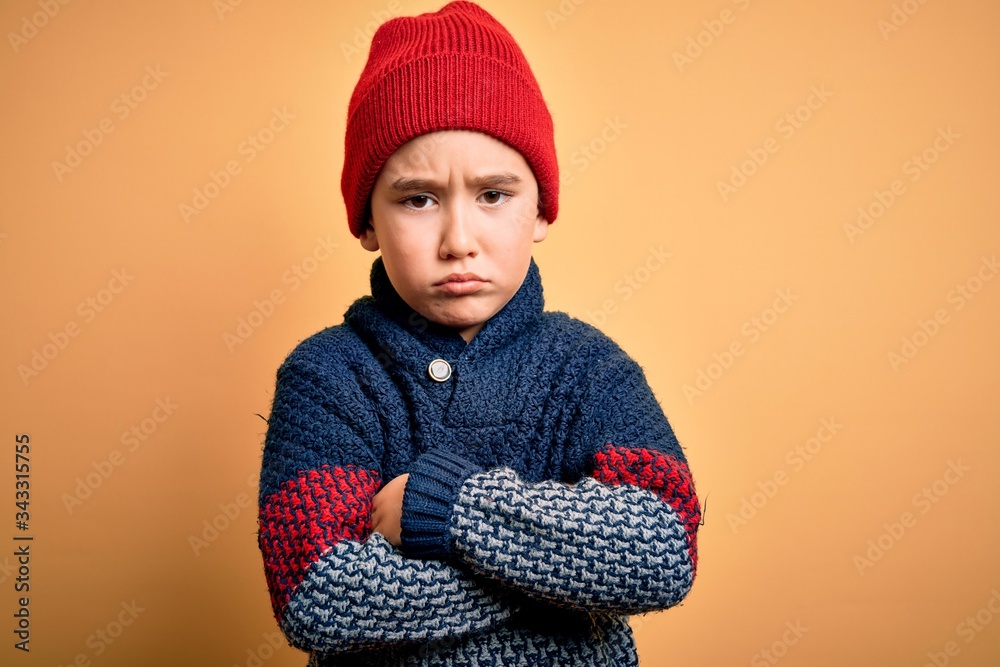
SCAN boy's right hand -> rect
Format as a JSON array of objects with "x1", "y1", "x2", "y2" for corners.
[{"x1": 371, "y1": 473, "x2": 409, "y2": 548}]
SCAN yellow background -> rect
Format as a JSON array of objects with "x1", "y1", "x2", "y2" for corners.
[{"x1": 2, "y1": 0, "x2": 999, "y2": 665}]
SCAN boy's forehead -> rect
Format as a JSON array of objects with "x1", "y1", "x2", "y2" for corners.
[
  {"x1": 385, "y1": 132, "x2": 454, "y2": 170},
  {"x1": 382, "y1": 130, "x2": 529, "y2": 176}
]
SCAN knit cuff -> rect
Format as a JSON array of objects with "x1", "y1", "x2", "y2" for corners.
[{"x1": 400, "y1": 449, "x2": 483, "y2": 560}]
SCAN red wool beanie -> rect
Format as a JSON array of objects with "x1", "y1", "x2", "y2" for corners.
[{"x1": 341, "y1": 0, "x2": 559, "y2": 238}]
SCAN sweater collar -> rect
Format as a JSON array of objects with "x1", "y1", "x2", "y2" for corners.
[{"x1": 344, "y1": 255, "x2": 545, "y2": 366}]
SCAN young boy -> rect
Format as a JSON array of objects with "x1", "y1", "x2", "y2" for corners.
[{"x1": 257, "y1": 2, "x2": 700, "y2": 664}]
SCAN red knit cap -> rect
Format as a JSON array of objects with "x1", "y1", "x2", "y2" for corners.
[{"x1": 341, "y1": 1, "x2": 559, "y2": 238}]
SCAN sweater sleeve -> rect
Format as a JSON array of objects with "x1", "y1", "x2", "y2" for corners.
[
  {"x1": 399, "y1": 345, "x2": 700, "y2": 616},
  {"x1": 258, "y1": 352, "x2": 514, "y2": 654}
]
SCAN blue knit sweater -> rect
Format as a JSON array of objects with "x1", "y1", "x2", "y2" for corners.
[{"x1": 258, "y1": 256, "x2": 700, "y2": 666}]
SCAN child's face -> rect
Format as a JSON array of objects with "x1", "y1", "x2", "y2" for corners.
[{"x1": 361, "y1": 130, "x2": 549, "y2": 343}]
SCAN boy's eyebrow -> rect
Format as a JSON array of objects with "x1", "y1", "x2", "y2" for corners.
[
  {"x1": 388, "y1": 172, "x2": 523, "y2": 193},
  {"x1": 469, "y1": 172, "x2": 522, "y2": 189}
]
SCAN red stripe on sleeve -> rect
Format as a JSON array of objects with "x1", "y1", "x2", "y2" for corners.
[
  {"x1": 258, "y1": 465, "x2": 381, "y2": 616},
  {"x1": 592, "y1": 446, "x2": 700, "y2": 572}
]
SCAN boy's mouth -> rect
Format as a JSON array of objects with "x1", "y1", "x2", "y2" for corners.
[{"x1": 436, "y1": 273, "x2": 487, "y2": 295}]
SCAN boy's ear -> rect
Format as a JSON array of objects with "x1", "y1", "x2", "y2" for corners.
[
  {"x1": 359, "y1": 218, "x2": 380, "y2": 251},
  {"x1": 532, "y1": 212, "x2": 550, "y2": 243}
]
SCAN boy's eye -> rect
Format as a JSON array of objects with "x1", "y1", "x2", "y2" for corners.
[
  {"x1": 404, "y1": 195, "x2": 433, "y2": 209},
  {"x1": 480, "y1": 190, "x2": 509, "y2": 205}
]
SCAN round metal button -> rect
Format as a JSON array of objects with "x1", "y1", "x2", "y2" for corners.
[{"x1": 427, "y1": 358, "x2": 452, "y2": 382}]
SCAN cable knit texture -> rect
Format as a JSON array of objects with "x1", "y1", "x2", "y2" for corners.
[{"x1": 258, "y1": 255, "x2": 700, "y2": 665}]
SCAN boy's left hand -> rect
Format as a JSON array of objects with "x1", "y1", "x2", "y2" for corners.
[{"x1": 371, "y1": 473, "x2": 409, "y2": 548}]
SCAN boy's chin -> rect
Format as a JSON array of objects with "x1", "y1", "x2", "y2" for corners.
[
  {"x1": 428, "y1": 303, "x2": 494, "y2": 328},
  {"x1": 430, "y1": 313, "x2": 491, "y2": 340},
  {"x1": 438, "y1": 317, "x2": 488, "y2": 332}
]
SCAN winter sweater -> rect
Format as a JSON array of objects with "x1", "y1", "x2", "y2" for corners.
[{"x1": 257, "y1": 256, "x2": 700, "y2": 666}]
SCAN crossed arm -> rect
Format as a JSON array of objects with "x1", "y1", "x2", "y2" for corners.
[{"x1": 259, "y1": 345, "x2": 700, "y2": 654}]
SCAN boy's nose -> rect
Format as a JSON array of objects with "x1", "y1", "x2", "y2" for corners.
[{"x1": 439, "y1": 201, "x2": 478, "y2": 259}]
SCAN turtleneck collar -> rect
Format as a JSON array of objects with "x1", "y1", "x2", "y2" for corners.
[{"x1": 344, "y1": 255, "x2": 545, "y2": 368}]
